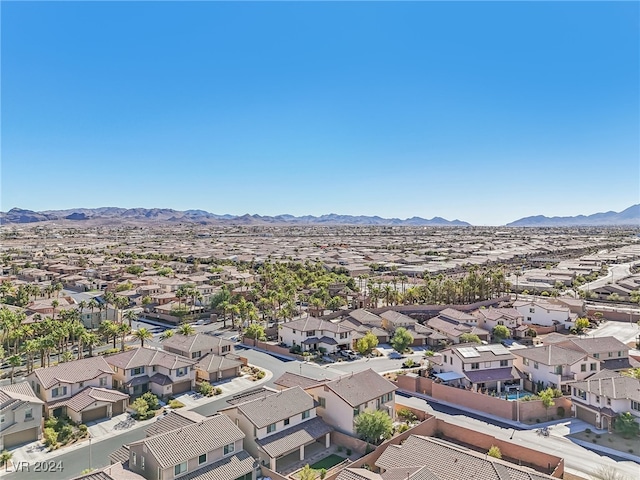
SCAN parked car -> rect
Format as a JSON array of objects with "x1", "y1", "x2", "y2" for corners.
[
  {"x1": 340, "y1": 349, "x2": 359, "y2": 360},
  {"x1": 389, "y1": 351, "x2": 405, "y2": 359}
]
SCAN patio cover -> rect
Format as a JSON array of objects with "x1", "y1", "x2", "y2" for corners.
[
  {"x1": 464, "y1": 367, "x2": 515, "y2": 384},
  {"x1": 256, "y1": 417, "x2": 333, "y2": 458},
  {"x1": 434, "y1": 372, "x2": 465, "y2": 382}
]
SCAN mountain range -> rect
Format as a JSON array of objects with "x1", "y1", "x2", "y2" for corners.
[{"x1": 0, "y1": 205, "x2": 637, "y2": 227}]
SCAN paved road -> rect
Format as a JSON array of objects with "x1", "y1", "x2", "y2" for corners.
[
  {"x1": 396, "y1": 395, "x2": 640, "y2": 480},
  {"x1": 588, "y1": 319, "x2": 640, "y2": 346},
  {"x1": 580, "y1": 263, "x2": 632, "y2": 292}
]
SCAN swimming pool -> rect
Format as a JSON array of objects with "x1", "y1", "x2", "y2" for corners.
[{"x1": 505, "y1": 390, "x2": 534, "y2": 401}]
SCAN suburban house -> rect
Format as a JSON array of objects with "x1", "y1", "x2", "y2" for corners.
[
  {"x1": 304, "y1": 369, "x2": 397, "y2": 436},
  {"x1": 379, "y1": 310, "x2": 416, "y2": 332},
  {"x1": 219, "y1": 386, "x2": 333, "y2": 472},
  {"x1": 161, "y1": 333, "x2": 236, "y2": 359},
  {"x1": 570, "y1": 369, "x2": 640, "y2": 430},
  {"x1": 125, "y1": 414, "x2": 255, "y2": 480},
  {"x1": 552, "y1": 337, "x2": 639, "y2": 371},
  {"x1": 195, "y1": 354, "x2": 243, "y2": 383},
  {"x1": 278, "y1": 317, "x2": 355, "y2": 353},
  {"x1": 106, "y1": 347, "x2": 196, "y2": 398},
  {"x1": 27, "y1": 356, "x2": 128, "y2": 422},
  {"x1": 512, "y1": 344, "x2": 600, "y2": 394},
  {"x1": 513, "y1": 299, "x2": 575, "y2": 329},
  {"x1": 426, "y1": 309, "x2": 491, "y2": 344},
  {"x1": 434, "y1": 343, "x2": 521, "y2": 393},
  {"x1": 0, "y1": 382, "x2": 44, "y2": 450},
  {"x1": 72, "y1": 462, "x2": 145, "y2": 480},
  {"x1": 473, "y1": 307, "x2": 527, "y2": 339},
  {"x1": 337, "y1": 434, "x2": 559, "y2": 480}
]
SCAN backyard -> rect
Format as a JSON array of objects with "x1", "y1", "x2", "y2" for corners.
[{"x1": 290, "y1": 453, "x2": 348, "y2": 479}]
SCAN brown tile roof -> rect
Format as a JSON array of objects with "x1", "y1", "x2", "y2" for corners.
[
  {"x1": 570, "y1": 369, "x2": 640, "y2": 402},
  {"x1": 178, "y1": 450, "x2": 255, "y2": 480},
  {"x1": 438, "y1": 308, "x2": 477, "y2": 323},
  {"x1": 71, "y1": 462, "x2": 144, "y2": 480},
  {"x1": 145, "y1": 410, "x2": 206, "y2": 437},
  {"x1": 105, "y1": 346, "x2": 196, "y2": 370},
  {"x1": 195, "y1": 353, "x2": 243, "y2": 373},
  {"x1": 320, "y1": 369, "x2": 396, "y2": 408},
  {"x1": 47, "y1": 387, "x2": 128, "y2": 412},
  {"x1": 228, "y1": 386, "x2": 316, "y2": 428},
  {"x1": 512, "y1": 345, "x2": 588, "y2": 366},
  {"x1": 273, "y1": 372, "x2": 323, "y2": 390},
  {"x1": 161, "y1": 333, "x2": 234, "y2": 353},
  {"x1": 129, "y1": 414, "x2": 244, "y2": 468},
  {"x1": 380, "y1": 310, "x2": 416, "y2": 326},
  {"x1": 256, "y1": 416, "x2": 333, "y2": 457},
  {"x1": 337, "y1": 469, "x2": 383, "y2": 480},
  {"x1": 226, "y1": 387, "x2": 279, "y2": 405},
  {"x1": 556, "y1": 337, "x2": 629, "y2": 355},
  {"x1": 280, "y1": 316, "x2": 355, "y2": 334},
  {"x1": 0, "y1": 382, "x2": 43, "y2": 410},
  {"x1": 30, "y1": 356, "x2": 114, "y2": 389}
]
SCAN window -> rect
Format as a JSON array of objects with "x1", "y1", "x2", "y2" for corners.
[
  {"x1": 79, "y1": 382, "x2": 84, "y2": 388},
  {"x1": 306, "y1": 330, "x2": 316, "y2": 337},
  {"x1": 554, "y1": 366, "x2": 562, "y2": 375},
  {"x1": 534, "y1": 362, "x2": 539, "y2": 370},
  {"x1": 141, "y1": 456, "x2": 145, "y2": 471},
  {"x1": 132, "y1": 367, "x2": 144, "y2": 375},
  {"x1": 36, "y1": 384, "x2": 40, "y2": 394},
  {"x1": 576, "y1": 389, "x2": 586, "y2": 400},
  {"x1": 443, "y1": 355, "x2": 447, "y2": 363},
  {"x1": 340, "y1": 332, "x2": 348, "y2": 339},
  {"x1": 267, "y1": 423, "x2": 276, "y2": 434},
  {"x1": 52, "y1": 386, "x2": 67, "y2": 398},
  {"x1": 353, "y1": 407, "x2": 360, "y2": 417},
  {"x1": 595, "y1": 395, "x2": 600, "y2": 403},
  {"x1": 580, "y1": 364, "x2": 586, "y2": 372},
  {"x1": 632, "y1": 400, "x2": 640, "y2": 412},
  {"x1": 529, "y1": 308, "x2": 535, "y2": 313},
  {"x1": 198, "y1": 453, "x2": 207, "y2": 465},
  {"x1": 113, "y1": 366, "x2": 119, "y2": 373},
  {"x1": 25, "y1": 408, "x2": 33, "y2": 420},
  {"x1": 471, "y1": 363, "x2": 479, "y2": 370},
  {"x1": 99, "y1": 377, "x2": 107, "y2": 386},
  {"x1": 0, "y1": 415, "x2": 4, "y2": 424},
  {"x1": 222, "y1": 345, "x2": 230, "y2": 353},
  {"x1": 132, "y1": 452, "x2": 137, "y2": 466},
  {"x1": 192, "y1": 351, "x2": 201, "y2": 359},
  {"x1": 608, "y1": 352, "x2": 612, "y2": 358},
  {"x1": 527, "y1": 317, "x2": 532, "y2": 322},
  {"x1": 607, "y1": 397, "x2": 611, "y2": 406},
  {"x1": 174, "y1": 462, "x2": 187, "y2": 475},
  {"x1": 284, "y1": 418, "x2": 290, "y2": 426},
  {"x1": 224, "y1": 443, "x2": 235, "y2": 455},
  {"x1": 302, "y1": 410, "x2": 310, "y2": 420},
  {"x1": 523, "y1": 358, "x2": 529, "y2": 366},
  {"x1": 497, "y1": 320, "x2": 504, "y2": 326},
  {"x1": 500, "y1": 360, "x2": 509, "y2": 367},
  {"x1": 590, "y1": 363, "x2": 597, "y2": 371},
  {"x1": 618, "y1": 351, "x2": 623, "y2": 357},
  {"x1": 318, "y1": 397, "x2": 326, "y2": 408},
  {"x1": 176, "y1": 367, "x2": 188, "y2": 377},
  {"x1": 593, "y1": 353, "x2": 599, "y2": 359},
  {"x1": 450, "y1": 357, "x2": 453, "y2": 365}
]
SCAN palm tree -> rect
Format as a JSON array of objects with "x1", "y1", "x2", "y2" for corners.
[
  {"x1": 82, "y1": 331, "x2": 101, "y2": 357},
  {"x1": 51, "y1": 300, "x2": 59, "y2": 320},
  {"x1": 99, "y1": 320, "x2": 119, "y2": 349},
  {"x1": 124, "y1": 310, "x2": 137, "y2": 327},
  {"x1": 177, "y1": 323, "x2": 195, "y2": 336},
  {"x1": 159, "y1": 329, "x2": 174, "y2": 341},
  {"x1": 88, "y1": 298, "x2": 99, "y2": 329},
  {"x1": 118, "y1": 323, "x2": 131, "y2": 351},
  {"x1": 7, "y1": 354, "x2": 22, "y2": 384},
  {"x1": 133, "y1": 328, "x2": 153, "y2": 347}
]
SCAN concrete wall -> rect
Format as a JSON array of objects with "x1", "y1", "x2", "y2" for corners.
[
  {"x1": 258, "y1": 466, "x2": 287, "y2": 480},
  {"x1": 330, "y1": 431, "x2": 370, "y2": 455},
  {"x1": 241, "y1": 338, "x2": 306, "y2": 361},
  {"x1": 368, "y1": 296, "x2": 511, "y2": 321},
  {"x1": 587, "y1": 308, "x2": 640, "y2": 323}
]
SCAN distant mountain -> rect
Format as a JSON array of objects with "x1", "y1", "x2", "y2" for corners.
[
  {"x1": 0, "y1": 207, "x2": 471, "y2": 226},
  {"x1": 506, "y1": 205, "x2": 640, "y2": 227}
]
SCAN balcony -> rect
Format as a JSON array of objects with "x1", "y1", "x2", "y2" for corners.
[{"x1": 560, "y1": 373, "x2": 576, "y2": 382}]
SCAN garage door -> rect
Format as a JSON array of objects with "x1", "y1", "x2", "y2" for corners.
[
  {"x1": 82, "y1": 406, "x2": 108, "y2": 423},
  {"x1": 576, "y1": 405, "x2": 597, "y2": 426},
  {"x1": 172, "y1": 381, "x2": 192, "y2": 394},
  {"x1": 4, "y1": 427, "x2": 38, "y2": 449},
  {"x1": 219, "y1": 368, "x2": 237, "y2": 380},
  {"x1": 113, "y1": 400, "x2": 125, "y2": 415}
]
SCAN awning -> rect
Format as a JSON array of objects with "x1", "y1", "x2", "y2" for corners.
[{"x1": 434, "y1": 372, "x2": 465, "y2": 382}]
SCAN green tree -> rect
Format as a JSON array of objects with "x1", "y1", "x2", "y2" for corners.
[
  {"x1": 492, "y1": 325, "x2": 510, "y2": 342},
  {"x1": 354, "y1": 409, "x2": 393, "y2": 445},
  {"x1": 131, "y1": 397, "x2": 149, "y2": 419},
  {"x1": 133, "y1": 328, "x2": 153, "y2": 347},
  {"x1": 198, "y1": 382, "x2": 214, "y2": 396},
  {"x1": 0, "y1": 450, "x2": 12, "y2": 468},
  {"x1": 141, "y1": 392, "x2": 160, "y2": 411},
  {"x1": 298, "y1": 464, "x2": 315, "y2": 480},
  {"x1": 390, "y1": 327, "x2": 413, "y2": 354},
  {"x1": 575, "y1": 317, "x2": 590, "y2": 333},
  {"x1": 622, "y1": 368, "x2": 640, "y2": 380},
  {"x1": 244, "y1": 323, "x2": 266, "y2": 340},
  {"x1": 7, "y1": 354, "x2": 22, "y2": 384},
  {"x1": 355, "y1": 331, "x2": 379, "y2": 356},
  {"x1": 160, "y1": 329, "x2": 175, "y2": 341},
  {"x1": 459, "y1": 333, "x2": 482, "y2": 344},
  {"x1": 487, "y1": 445, "x2": 502, "y2": 459},
  {"x1": 613, "y1": 412, "x2": 640, "y2": 439},
  {"x1": 538, "y1": 387, "x2": 556, "y2": 421},
  {"x1": 177, "y1": 323, "x2": 195, "y2": 336}
]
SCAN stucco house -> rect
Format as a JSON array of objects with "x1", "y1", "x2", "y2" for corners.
[
  {"x1": 278, "y1": 317, "x2": 355, "y2": 353},
  {"x1": 0, "y1": 382, "x2": 44, "y2": 450}
]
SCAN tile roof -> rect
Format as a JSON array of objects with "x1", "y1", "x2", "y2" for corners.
[
  {"x1": 556, "y1": 337, "x2": 629, "y2": 355},
  {"x1": 178, "y1": 450, "x2": 255, "y2": 480},
  {"x1": 380, "y1": 310, "x2": 416, "y2": 325},
  {"x1": 195, "y1": 353, "x2": 243, "y2": 373},
  {"x1": 0, "y1": 382, "x2": 43, "y2": 411},
  {"x1": 129, "y1": 414, "x2": 244, "y2": 468},
  {"x1": 105, "y1": 346, "x2": 196, "y2": 370},
  {"x1": 256, "y1": 416, "x2": 333, "y2": 458},
  {"x1": 226, "y1": 387, "x2": 279, "y2": 405},
  {"x1": 47, "y1": 387, "x2": 128, "y2": 412},
  {"x1": 337, "y1": 469, "x2": 384, "y2": 480},
  {"x1": 320, "y1": 369, "x2": 396, "y2": 407},
  {"x1": 438, "y1": 308, "x2": 477, "y2": 323},
  {"x1": 145, "y1": 410, "x2": 206, "y2": 437},
  {"x1": 72, "y1": 462, "x2": 144, "y2": 480},
  {"x1": 30, "y1": 356, "x2": 114, "y2": 389},
  {"x1": 280, "y1": 316, "x2": 355, "y2": 334},
  {"x1": 570, "y1": 369, "x2": 640, "y2": 402},
  {"x1": 109, "y1": 446, "x2": 130, "y2": 465},
  {"x1": 375, "y1": 435, "x2": 556, "y2": 480},
  {"x1": 273, "y1": 372, "x2": 323, "y2": 390},
  {"x1": 512, "y1": 345, "x2": 587, "y2": 366},
  {"x1": 348, "y1": 310, "x2": 383, "y2": 327},
  {"x1": 231, "y1": 386, "x2": 316, "y2": 428},
  {"x1": 445, "y1": 343, "x2": 514, "y2": 364},
  {"x1": 161, "y1": 333, "x2": 234, "y2": 353}
]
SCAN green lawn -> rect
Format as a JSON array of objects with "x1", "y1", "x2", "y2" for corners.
[{"x1": 310, "y1": 454, "x2": 346, "y2": 471}]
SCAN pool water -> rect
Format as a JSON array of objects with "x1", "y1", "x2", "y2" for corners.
[{"x1": 505, "y1": 390, "x2": 534, "y2": 401}]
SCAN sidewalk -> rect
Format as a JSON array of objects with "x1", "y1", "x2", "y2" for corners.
[{"x1": 4, "y1": 367, "x2": 273, "y2": 470}]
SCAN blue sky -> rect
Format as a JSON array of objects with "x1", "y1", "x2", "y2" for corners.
[{"x1": 2, "y1": 1, "x2": 638, "y2": 226}]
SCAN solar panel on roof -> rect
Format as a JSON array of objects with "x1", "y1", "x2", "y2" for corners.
[
  {"x1": 476, "y1": 346, "x2": 491, "y2": 352},
  {"x1": 458, "y1": 347, "x2": 480, "y2": 358},
  {"x1": 487, "y1": 344, "x2": 509, "y2": 355}
]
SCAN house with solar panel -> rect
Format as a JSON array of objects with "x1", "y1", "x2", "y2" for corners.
[{"x1": 433, "y1": 343, "x2": 521, "y2": 393}]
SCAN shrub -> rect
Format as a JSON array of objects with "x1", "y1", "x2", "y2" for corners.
[
  {"x1": 214, "y1": 387, "x2": 222, "y2": 395},
  {"x1": 424, "y1": 350, "x2": 435, "y2": 357},
  {"x1": 397, "y1": 424, "x2": 409, "y2": 433},
  {"x1": 319, "y1": 468, "x2": 327, "y2": 479},
  {"x1": 255, "y1": 370, "x2": 265, "y2": 379},
  {"x1": 536, "y1": 419, "x2": 541, "y2": 424},
  {"x1": 141, "y1": 392, "x2": 160, "y2": 411},
  {"x1": 397, "y1": 408, "x2": 418, "y2": 422},
  {"x1": 585, "y1": 428, "x2": 592, "y2": 434},
  {"x1": 43, "y1": 427, "x2": 58, "y2": 447},
  {"x1": 487, "y1": 445, "x2": 502, "y2": 459},
  {"x1": 132, "y1": 397, "x2": 149, "y2": 419},
  {"x1": 629, "y1": 449, "x2": 634, "y2": 453},
  {"x1": 78, "y1": 424, "x2": 88, "y2": 435},
  {"x1": 169, "y1": 399, "x2": 185, "y2": 409},
  {"x1": 58, "y1": 424, "x2": 74, "y2": 443},
  {"x1": 337, "y1": 446, "x2": 343, "y2": 453},
  {"x1": 198, "y1": 382, "x2": 214, "y2": 396}
]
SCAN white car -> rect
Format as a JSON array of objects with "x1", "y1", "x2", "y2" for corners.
[{"x1": 340, "y1": 350, "x2": 359, "y2": 360}]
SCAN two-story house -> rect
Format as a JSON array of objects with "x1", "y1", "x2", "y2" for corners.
[
  {"x1": 379, "y1": 310, "x2": 416, "y2": 332},
  {"x1": 27, "y1": 356, "x2": 128, "y2": 423},
  {"x1": 279, "y1": 317, "x2": 355, "y2": 353},
  {"x1": 0, "y1": 382, "x2": 44, "y2": 450},
  {"x1": 426, "y1": 309, "x2": 491, "y2": 344},
  {"x1": 106, "y1": 347, "x2": 196, "y2": 398},
  {"x1": 434, "y1": 343, "x2": 520, "y2": 393},
  {"x1": 552, "y1": 337, "x2": 638, "y2": 371},
  {"x1": 219, "y1": 386, "x2": 333, "y2": 472},
  {"x1": 512, "y1": 345, "x2": 599, "y2": 394},
  {"x1": 513, "y1": 299, "x2": 575, "y2": 329},
  {"x1": 570, "y1": 369, "x2": 640, "y2": 431},
  {"x1": 304, "y1": 368, "x2": 397, "y2": 436},
  {"x1": 473, "y1": 307, "x2": 527, "y2": 339},
  {"x1": 126, "y1": 414, "x2": 255, "y2": 480}
]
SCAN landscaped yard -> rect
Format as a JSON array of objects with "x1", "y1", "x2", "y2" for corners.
[
  {"x1": 310, "y1": 454, "x2": 346, "y2": 470},
  {"x1": 569, "y1": 430, "x2": 639, "y2": 456}
]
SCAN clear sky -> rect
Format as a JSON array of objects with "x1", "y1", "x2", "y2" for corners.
[{"x1": 2, "y1": 1, "x2": 638, "y2": 226}]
